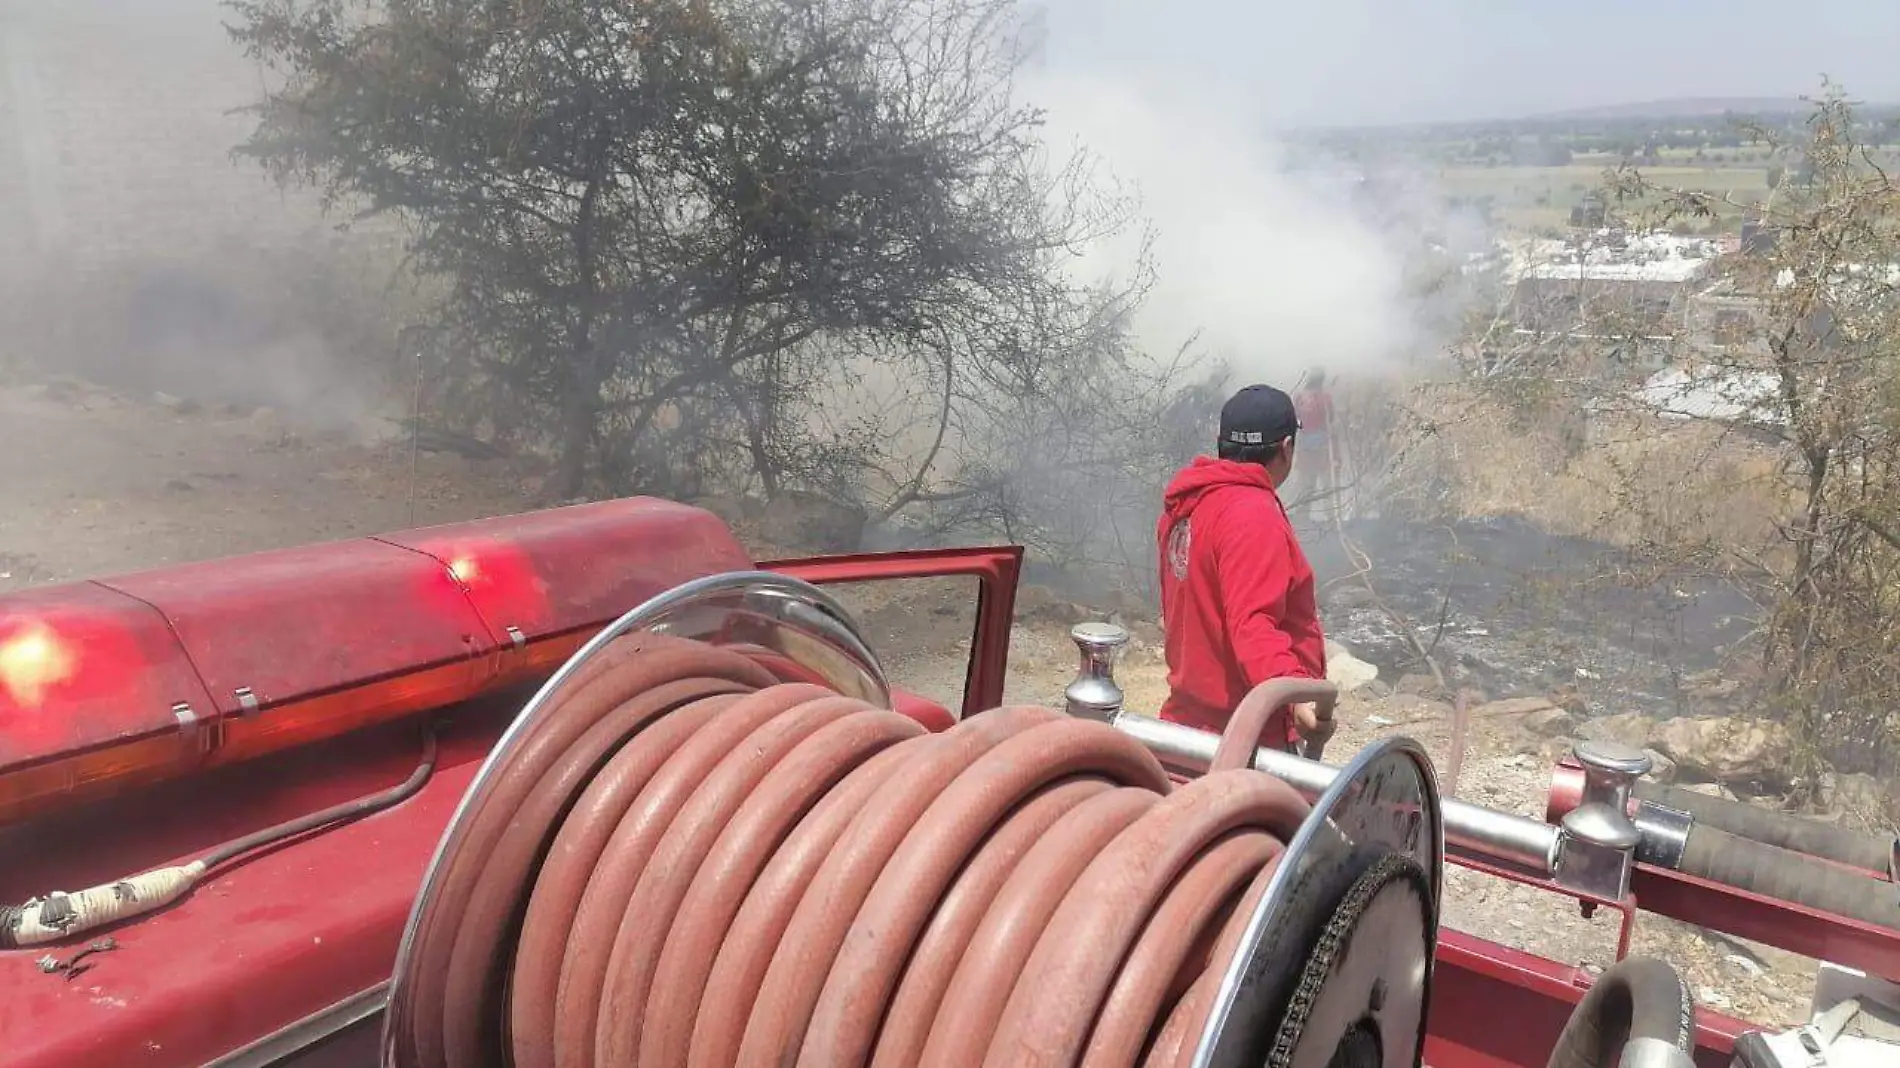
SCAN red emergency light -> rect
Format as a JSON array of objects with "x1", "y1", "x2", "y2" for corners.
[{"x1": 0, "y1": 498, "x2": 753, "y2": 824}]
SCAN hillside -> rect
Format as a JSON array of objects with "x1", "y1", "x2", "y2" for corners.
[{"x1": 1526, "y1": 97, "x2": 1813, "y2": 121}]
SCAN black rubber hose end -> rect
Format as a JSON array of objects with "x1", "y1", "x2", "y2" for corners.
[{"x1": 1544, "y1": 956, "x2": 1695, "y2": 1068}]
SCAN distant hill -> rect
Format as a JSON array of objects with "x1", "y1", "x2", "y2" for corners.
[
  {"x1": 1295, "y1": 97, "x2": 1899, "y2": 140},
  {"x1": 1526, "y1": 97, "x2": 1814, "y2": 121}
]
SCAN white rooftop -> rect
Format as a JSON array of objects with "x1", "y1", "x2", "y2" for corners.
[
  {"x1": 1633, "y1": 366, "x2": 1785, "y2": 426},
  {"x1": 1501, "y1": 231, "x2": 1722, "y2": 286},
  {"x1": 1522, "y1": 259, "x2": 1712, "y2": 284}
]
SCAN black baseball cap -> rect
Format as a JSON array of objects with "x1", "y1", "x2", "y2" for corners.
[{"x1": 1219, "y1": 384, "x2": 1300, "y2": 449}]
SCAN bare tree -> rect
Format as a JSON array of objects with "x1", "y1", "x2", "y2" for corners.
[
  {"x1": 1598, "y1": 86, "x2": 1900, "y2": 781},
  {"x1": 227, "y1": 0, "x2": 1135, "y2": 503}
]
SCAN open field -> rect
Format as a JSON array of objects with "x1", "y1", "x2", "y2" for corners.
[{"x1": 1437, "y1": 162, "x2": 1773, "y2": 233}]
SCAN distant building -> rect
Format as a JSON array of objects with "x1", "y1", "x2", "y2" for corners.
[
  {"x1": 1477, "y1": 232, "x2": 1722, "y2": 374},
  {"x1": 1510, "y1": 242, "x2": 1711, "y2": 350},
  {"x1": 1512, "y1": 258, "x2": 1708, "y2": 325},
  {"x1": 1630, "y1": 365, "x2": 1785, "y2": 440},
  {"x1": 1568, "y1": 194, "x2": 1607, "y2": 230},
  {"x1": 1740, "y1": 219, "x2": 1778, "y2": 255},
  {"x1": 1680, "y1": 280, "x2": 1771, "y2": 362}
]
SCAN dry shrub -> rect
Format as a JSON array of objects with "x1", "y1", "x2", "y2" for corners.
[
  {"x1": 1584, "y1": 416, "x2": 1787, "y2": 565},
  {"x1": 1374, "y1": 382, "x2": 1589, "y2": 528},
  {"x1": 1379, "y1": 379, "x2": 1787, "y2": 566}
]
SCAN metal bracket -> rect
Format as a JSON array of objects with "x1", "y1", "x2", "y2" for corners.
[
  {"x1": 1814, "y1": 963, "x2": 1900, "y2": 1041},
  {"x1": 505, "y1": 625, "x2": 526, "y2": 649},
  {"x1": 1556, "y1": 803, "x2": 1642, "y2": 901},
  {"x1": 171, "y1": 701, "x2": 213, "y2": 757},
  {"x1": 234, "y1": 687, "x2": 261, "y2": 716},
  {"x1": 1735, "y1": 991, "x2": 1900, "y2": 1068}
]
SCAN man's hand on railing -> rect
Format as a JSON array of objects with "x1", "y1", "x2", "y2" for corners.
[{"x1": 1294, "y1": 700, "x2": 1337, "y2": 759}]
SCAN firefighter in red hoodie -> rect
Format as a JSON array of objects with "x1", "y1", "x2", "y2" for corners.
[{"x1": 1156, "y1": 383, "x2": 1332, "y2": 754}]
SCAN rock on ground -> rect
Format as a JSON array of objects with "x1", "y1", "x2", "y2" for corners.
[
  {"x1": 1012, "y1": 584, "x2": 1097, "y2": 628},
  {"x1": 1325, "y1": 639, "x2": 1379, "y2": 693},
  {"x1": 1578, "y1": 712, "x2": 1656, "y2": 750},
  {"x1": 1654, "y1": 715, "x2": 1796, "y2": 790},
  {"x1": 1521, "y1": 706, "x2": 1578, "y2": 737}
]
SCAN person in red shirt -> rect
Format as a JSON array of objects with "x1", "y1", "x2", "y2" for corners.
[
  {"x1": 1155, "y1": 383, "x2": 1329, "y2": 752},
  {"x1": 1288, "y1": 368, "x2": 1338, "y2": 521}
]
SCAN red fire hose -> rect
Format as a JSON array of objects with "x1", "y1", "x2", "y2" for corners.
[{"x1": 387, "y1": 632, "x2": 1316, "y2": 1068}]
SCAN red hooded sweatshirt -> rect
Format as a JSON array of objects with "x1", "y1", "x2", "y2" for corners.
[{"x1": 1156, "y1": 457, "x2": 1326, "y2": 748}]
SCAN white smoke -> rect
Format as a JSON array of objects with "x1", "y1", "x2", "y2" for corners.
[{"x1": 1022, "y1": 72, "x2": 1440, "y2": 388}]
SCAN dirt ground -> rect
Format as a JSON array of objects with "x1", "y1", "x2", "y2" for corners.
[
  {"x1": 0, "y1": 379, "x2": 532, "y2": 592},
  {"x1": 0, "y1": 376, "x2": 1822, "y2": 1031}
]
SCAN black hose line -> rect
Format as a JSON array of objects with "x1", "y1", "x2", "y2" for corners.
[
  {"x1": 1678, "y1": 824, "x2": 1900, "y2": 930},
  {"x1": 1637, "y1": 780, "x2": 1897, "y2": 880},
  {"x1": 1, "y1": 726, "x2": 439, "y2": 949},
  {"x1": 1544, "y1": 957, "x2": 1696, "y2": 1068},
  {"x1": 198, "y1": 726, "x2": 439, "y2": 870}
]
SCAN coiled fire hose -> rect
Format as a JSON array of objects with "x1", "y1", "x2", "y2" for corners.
[
  {"x1": 388, "y1": 631, "x2": 1321, "y2": 1068},
  {"x1": 0, "y1": 729, "x2": 439, "y2": 949}
]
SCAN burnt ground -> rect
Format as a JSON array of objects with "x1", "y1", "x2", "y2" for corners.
[
  {"x1": 0, "y1": 376, "x2": 1825, "y2": 1030},
  {"x1": 1301, "y1": 514, "x2": 1763, "y2": 715}
]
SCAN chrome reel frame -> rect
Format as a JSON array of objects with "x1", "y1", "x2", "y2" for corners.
[
  {"x1": 380, "y1": 570, "x2": 887, "y2": 1066},
  {"x1": 1192, "y1": 735, "x2": 1447, "y2": 1068}
]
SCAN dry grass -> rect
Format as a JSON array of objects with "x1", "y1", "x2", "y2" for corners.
[{"x1": 1390, "y1": 384, "x2": 1790, "y2": 564}]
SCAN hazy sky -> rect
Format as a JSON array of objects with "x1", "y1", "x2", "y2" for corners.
[{"x1": 1029, "y1": 0, "x2": 1900, "y2": 128}]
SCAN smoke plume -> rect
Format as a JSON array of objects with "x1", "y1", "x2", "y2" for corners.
[{"x1": 1022, "y1": 71, "x2": 1439, "y2": 388}]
